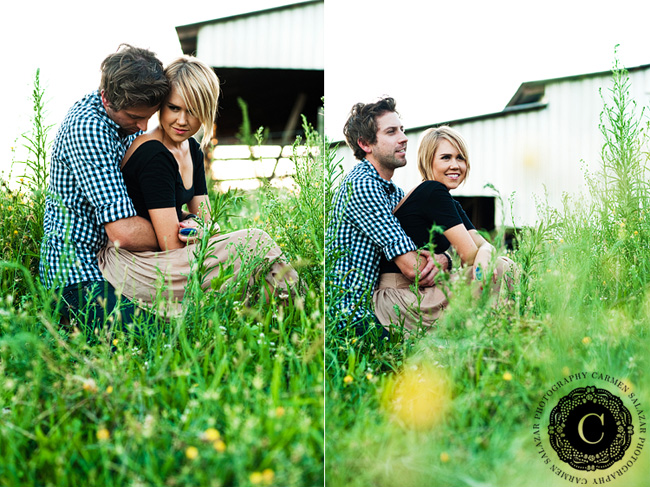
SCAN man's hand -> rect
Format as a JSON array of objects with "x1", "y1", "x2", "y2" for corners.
[{"x1": 394, "y1": 249, "x2": 452, "y2": 288}]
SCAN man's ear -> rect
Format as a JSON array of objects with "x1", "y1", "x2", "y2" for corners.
[
  {"x1": 100, "y1": 90, "x2": 110, "y2": 109},
  {"x1": 357, "y1": 138, "x2": 372, "y2": 154}
]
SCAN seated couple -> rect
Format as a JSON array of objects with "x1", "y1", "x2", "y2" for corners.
[
  {"x1": 328, "y1": 97, "x2": 516, "y2": 335},
  {"x1": 40, "y1": 45, "x2": 297, "y2": 328}
]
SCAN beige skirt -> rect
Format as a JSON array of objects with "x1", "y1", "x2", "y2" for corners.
[
  {"x1": 97, "y1": 228, "x2": 298, "y2": 314},
  {"x1": 373, "y1": 256, "x2": 518, "y2": 334},
  {"x1": 372, "y1": 273, "x2": 451, "y2": 333}
]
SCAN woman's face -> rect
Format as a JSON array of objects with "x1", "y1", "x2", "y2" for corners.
[
  {"x1": 159, "y1": 85, "x2": 201, "y2": 144},
  {"x1": 431, "y1": 138, "x2": 467, "y2": 189}
]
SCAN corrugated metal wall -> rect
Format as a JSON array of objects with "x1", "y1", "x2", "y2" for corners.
[
  {"x1": 335, "y1": 67, "x2": 650, "y2": 227},
  {"x1": 197, "y1": 2, "x2": 324, "y2": 70}
]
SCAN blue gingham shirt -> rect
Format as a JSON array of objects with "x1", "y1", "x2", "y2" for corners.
[
  {"x1": 40, "y1": 91, "x2": 139, "y2": 288},
  {"x1": 327, "y1": 159, "x2": 416, "y2": 325}
]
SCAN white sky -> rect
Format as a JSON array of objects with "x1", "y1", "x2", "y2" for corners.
[
  {"x1": 4, "y1": 0, "x2": 650, "y2": 176},
  {"x1": 324, "y1": 0, "x2": 650, "y2": 142},
  {"x1": 1, "y1": 0, "x2": 300, "y2": 177}
]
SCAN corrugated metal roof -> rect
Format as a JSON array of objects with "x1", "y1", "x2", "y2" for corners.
[{"x1": 176, "y1": 1, "x2": 323, "y2": 70}]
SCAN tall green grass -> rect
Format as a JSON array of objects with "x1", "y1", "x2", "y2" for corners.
[
  {"x1": 325, "y1": 61, "x2": 649, "y2": 486},
  {"x1": 0, "y1": 75, "x2": 324, "y2": 486}
]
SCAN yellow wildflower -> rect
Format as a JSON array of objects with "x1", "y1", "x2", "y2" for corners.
[
  {"x1": 213, "y1": 439, "x2": 226, "y2": 452},
  {"x1": 106, "y1": 385, "x2": 113, "y2": 394},
  {"x1": 502, "y1": 371, "x2": 513, "y2": 381},
  {"x1": 250, "y1": 472, "x2": 263, "y2": 484},
  {"x1": 440, "y1": 452, "x2": 450, "y2": 463},
  {"x1": 82, "y1": 378, "x2": 98, "y2": 393},
  {"x1": 203, "y1": 427, "x2": 220, "y2": 442},
  {"x1": 582, "y1": 336, "x2": 591, "y2": 345},
  {"x1": 343, "y1": 375, "x2": 353, "y2": 384},
  {"x1": 262, "y1": 469, "x2": 275, "y2": 484},
  {"x1": 96, "y1": 428, "x2": 110, "y2": 441},
  {"x1": 185, "y1": 446, "x2": 199, "y2": 460}
]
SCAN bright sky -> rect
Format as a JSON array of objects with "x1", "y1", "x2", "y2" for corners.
[
  {"x1": 1, "y1": 0, "x2": 301, "y2": 178},
  {"x1": 4, "y1": 0, "x2": 650, "y2": 177},
  {"x1": 324, "y1": 0, "x2": 650, "y2": 142}
]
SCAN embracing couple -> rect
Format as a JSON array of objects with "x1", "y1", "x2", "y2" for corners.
[
  {"x1": 329, "y1": 97, "x2": 517, "y2": 336},
  {"x1": 40, "y1": 44, "x2": 297, "y2": 330}
]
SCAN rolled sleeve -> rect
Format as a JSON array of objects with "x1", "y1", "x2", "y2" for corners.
[{"x1": 97, "y1": 197, "x2": 138, "y2": 225}]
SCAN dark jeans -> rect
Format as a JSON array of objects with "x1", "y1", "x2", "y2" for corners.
[
  {"x1": 58, "y1": 280, "x2": 156, "y2": 335},
  {"x1": 354, "y1": 313, "x2": 390, "y2": 340}
]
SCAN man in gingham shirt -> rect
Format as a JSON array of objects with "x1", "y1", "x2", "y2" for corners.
[
  {"x1": 40, "y1": 45, "x2": 170, "y2": 329},
  {"x1": 328, "y1": 97, "x2": 448, "y2": 335}
]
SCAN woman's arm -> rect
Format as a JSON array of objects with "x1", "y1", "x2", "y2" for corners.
[
  {"x1": 444, "y1": 225, "x2": 495, "y2": 278},
  {"x1": 187, "y1": 194, "x2": 211, "y2": 223},
  {"x1": 149, "y1": 207, "x2": 185, "y2": 250}
]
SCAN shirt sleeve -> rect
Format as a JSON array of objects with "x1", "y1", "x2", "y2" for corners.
[
  {"x1": 66, "y1": 116, "x2": 136, "y2": 225},
  {"x1": 344, "y1": 178, "x2": 416, "y2": 261},
  {"x1": 422, "y1": 182, "x2": 465, "y2": 230},
  {"x1": 135, "y1": 149, "x2": 179, "y2": 210},
  {"x1": 456, "y1": 200, "x2": 475, "y2": 230},
  {"x1": 191, "y1": 140, "x2": 208, "y2": 196}
]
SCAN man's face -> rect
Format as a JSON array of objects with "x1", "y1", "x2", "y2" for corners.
[
  {"x1": 365, "y1": 111, "x2": 408, "y2": 174},
  {"x1": 101, "y1": 91, "x2": 159, "y2": 135}
]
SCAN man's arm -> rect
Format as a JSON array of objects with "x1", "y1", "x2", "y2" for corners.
[
  {"x1": 105, "y1": 216, "x2": 159, "y2": 251},
  {"x1": 394, "y1": 249, "x2": 451, "y2": 287}
]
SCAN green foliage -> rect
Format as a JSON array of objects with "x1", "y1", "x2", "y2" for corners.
[
  {"x1": 256, "y1": 115, "x2": 325, "y2": 286},
  {"x1": 325, "y1": 60, "x2": 650, "y2": 486},
  {"x1": 0, "y1": 74, "x2": 323, "y2": 486}
]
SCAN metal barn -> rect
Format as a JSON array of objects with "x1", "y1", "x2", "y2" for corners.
[
  {"x1": 335, "y1": 64, "x2": 650, "y2": 229},
  {"x1": 176, "y1": 0, "x2": 324, "y2": 146}
]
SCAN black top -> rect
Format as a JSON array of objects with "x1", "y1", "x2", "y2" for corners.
[
  {"x1": 121, "y1": 138, "x2": 207, "y2": 222},
  {"x1": 379, "y1": 180, "x2": 475, "y2": 273}
]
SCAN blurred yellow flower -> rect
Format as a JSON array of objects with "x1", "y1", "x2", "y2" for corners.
[
  {"x1": 250, "y1": 472, "x2": 263, "y2": 484},
  {"x1": 366, "y1": 373, "x2": 374, "y2": 380},
  {"x1": 388, "y1": 362, "x2": 451, "y2": 430},
  {"x1": 185, "y1": 446, "x2": 199, "y2": 460},
  {"x1": 262, "y1": 469, "x2": 275, "y2": 484},
  {"x1": 213, "y1": 440, "x2": 226, "y2": 452},
  {"x1": 440, "y1": 452, "x2": 450, "y2": 463},
  {"x1": 106, "y1": 385, "x2": 113, "y2": 394},
  {"x1": 562, "y1": 366, "x2": 570, "y2": 376},
  {"x1": 275, "y1": 406, "x2": 285, "y2": 417},
  {"x1": 502, "y1": 371, "x2": 513, "y2": 381},
  {"x1": 343, "y1": 375, "x2": 353, "y2": 384},
  {"x1": 582, "y1": 336, "x2": 591, "y2": 345},
  {"x1": 96, "y1": 428, "x2": 110, "y2": 441},
  {"x1": 82, "y1": 378, "x2": 98, "y2": 393},
  {"x1": 203, "y1": 428, "x2": 220, "y2": 442},
  {"x1": 112, "y1": 338, "x2": 119, "y2": 346}
]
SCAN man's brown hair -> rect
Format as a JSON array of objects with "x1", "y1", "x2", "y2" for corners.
[
  {"x1": 343, "y1": 97, "x2": 398, "y2": 160},
  {"x1": 100, "y1": 44, "x2": 170, "y2": 111}
]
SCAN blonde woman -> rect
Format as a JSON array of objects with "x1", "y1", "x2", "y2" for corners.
[
  {"x1": 98, "y1": 56, "x2": 297, "y2": 312},
  {"x1": 373, "y1": 126, "x2": 516, "y2": 332}
]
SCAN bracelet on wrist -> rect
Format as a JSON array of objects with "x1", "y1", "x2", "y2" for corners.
[{"x1": 185, "y1": 213, "x2": 198, "y2": 221}]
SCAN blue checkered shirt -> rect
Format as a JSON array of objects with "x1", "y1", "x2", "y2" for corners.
[
  {"x1": 327, "y1": 159, "x2": 416, "y2": 325},
  {"x1": 40, "y1": 91, "x2": 139, "y2": 289}
]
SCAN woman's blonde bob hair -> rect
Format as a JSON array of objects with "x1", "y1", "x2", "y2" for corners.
[
  {"x1": 164, "y1": 56, "x2": 220, "y2": 151},
  {"x1": 417, "y1": 125, "x2": 470, "y2": 183}
]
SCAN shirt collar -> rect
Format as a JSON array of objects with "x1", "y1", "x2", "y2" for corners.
[
  {"x1": 361, "y1": 158, "x2": 399, "y2": 194},
  {"x1": 88, "y1": 90, "x2": 137, "y2": 140}
]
